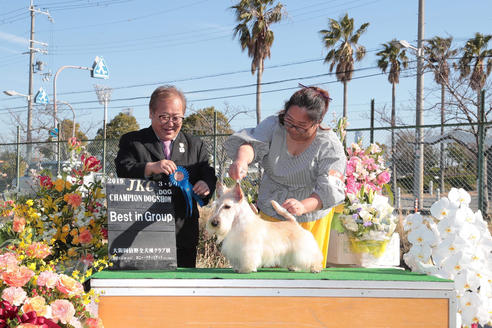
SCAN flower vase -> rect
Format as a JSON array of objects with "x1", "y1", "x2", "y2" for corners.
[
  {"x1": 348, "y1": 237, "x2": 391, "y2": 267},
  {"x1": 326, "y1": 230, "x2": 400, "y2": 268}
]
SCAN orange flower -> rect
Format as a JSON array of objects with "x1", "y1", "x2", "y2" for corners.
[
  {"x1": 56, "y1": 274, "x2": 84, "y2": 296},
  {"x1": 21, "y1": 295, "x2": 49, "y2": 317},
  {"x1": 54, "y1": 179, "x2": 65, "y2": 192},
  {"x1": 63, "y1": 193, "x2": 82, "y2": 208},
  {"x1": 2, "y1": 265, "x2": 35, "y2": 287},
  {"x1": 78, "y1": 229, "x2": 93, "y2": 244},
  {"x1": 13, "y1": 215, "x2": 26, "y2": 233},
  {"x1": 26, "y1": 242, "x2": 51, "y2": 259}
]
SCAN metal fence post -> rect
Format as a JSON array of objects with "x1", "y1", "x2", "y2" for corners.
[
  {"x1": 16, "y1": 126, "x2": 20, "y2": 192},
  {"x1": 370, "y1": 99, "x2": 374, "y2": 144},
  {"x1": 57, "y1": 122, "x2": 61, "y2": 176},
  {"x1": 213, "y1": 110, "x2": 217, "y2": 176},
  {"x1": 477, "y1": 90, "x2": 485, "y2": 214}
]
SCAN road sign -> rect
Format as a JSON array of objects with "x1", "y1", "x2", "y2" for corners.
[
  {"x1": 92, "y1": 56, "x2": 109, "y2": 79},
  {"x1": 49, "y1": 128, "x2": 58, "y2": 137},
  {"x1": 34, "y1": 87, "x2": 49, "y2": 104}
]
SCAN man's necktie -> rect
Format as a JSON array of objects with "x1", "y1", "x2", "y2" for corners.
[{"x1": 162, "y1": 140, "x2": 171, "y2": 160}]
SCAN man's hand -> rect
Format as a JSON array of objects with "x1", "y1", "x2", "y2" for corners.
[
  {"x1": 193, "y1": 180, "x2": 210, "y2": 196},
  {"x1": 146, "y1": 159, "x2": 177, "y2": 176}
]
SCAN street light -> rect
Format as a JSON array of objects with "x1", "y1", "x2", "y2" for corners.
[
  {"x1": 52, "y1": 57, "x2": 108, "y2": 131},
  {"x1": 3, "y1": 90, "x2": 31, "y2": 99}
]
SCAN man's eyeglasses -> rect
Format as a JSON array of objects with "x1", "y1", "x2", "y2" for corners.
[
  {"x1": 283, "y1": 116, "x2": 316, "y2": 134},
  {"x1": 157, "y1": 114, "x2": 184, "y2": 124}
]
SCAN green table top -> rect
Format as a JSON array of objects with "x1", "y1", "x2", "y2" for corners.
[{"x1": 91, "y1": 267, "x2": 452, "y2": 283}]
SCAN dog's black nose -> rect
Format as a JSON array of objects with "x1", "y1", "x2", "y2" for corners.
[{"x1": 211, "y1": 219, "x2": 219, "y2": 227}]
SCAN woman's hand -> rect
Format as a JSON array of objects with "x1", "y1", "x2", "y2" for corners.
[
  {"x1": 282, "y1": 198, "x2": 307, "y2": 216},
  {"x1": 228, "y1": 160, "x2": 248, "y2": 181}
]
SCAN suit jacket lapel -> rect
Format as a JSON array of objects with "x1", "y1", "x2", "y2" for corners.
[
  {"x1": 142, "y1": 126, "x2": 165, "y2": 160},
  {"x1": 171, "y1": 132, "x2": 187, "y2": 164}
]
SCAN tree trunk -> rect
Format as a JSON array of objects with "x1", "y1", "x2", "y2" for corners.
[
  {"x1": 440, "y1": 84, "x2": 445, "y2": 193},
  {"x1": 343, "y1": 80, "x2": 348, "y2": 119},
  {"x1": 391, "y1": 82, "x2": 397, "y2": 203},
  {"x1": 255, "y1": 61, "x2": 263, "y2": 125}
]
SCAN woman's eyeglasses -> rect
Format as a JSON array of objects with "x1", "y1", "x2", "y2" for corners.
[
  {"x1": 283, "y1": 115, "x2": 316, "y2": 133},
  {"x1": 157, "y1": 114, "x2": 184, "y2": 124}
]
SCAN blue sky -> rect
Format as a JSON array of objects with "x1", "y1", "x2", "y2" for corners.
[{"x1": 0, "y1": 0, "x2": 491, "y2": 141}]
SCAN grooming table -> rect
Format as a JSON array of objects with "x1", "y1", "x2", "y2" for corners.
[{"x1": 90, "y1": 267, "x2": 456, "y2": 328}]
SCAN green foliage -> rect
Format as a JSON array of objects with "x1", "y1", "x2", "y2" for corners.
[
  {"x1": 458, "y1": 32, "x2": 492, "y2": 91},
  {"x1": 319, "y1": 13, "x2": 369, "y2": 83},
  {"x1": 231, "y1": 0, "x2": 285, "y2": 74},
  {"x1": 182, "y1": 107, "x2": 233, "y2": 135},
  {"x1": 376, "y1": 39, "x2": 409, "y2": 85},
  {"x1": 60, "y1": 119, "x2": 87, "y2": 141},
  {"x1": 94, "y1": 112, "x2": 140, "y2": 140}
]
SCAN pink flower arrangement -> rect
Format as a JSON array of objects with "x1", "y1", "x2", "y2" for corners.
[
  {"x1": 345, "y1": 140, "x2": 391, "y2": 197},
  {"x1": 0, "y1": 246, "x2": 104, "y2": 328},
  {"x1": 334, "y1": 139, "x2": 397, "y2": 241}
]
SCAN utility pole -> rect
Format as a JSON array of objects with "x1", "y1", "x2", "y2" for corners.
[
  {"x1": 414, "y1": 0, "x2": 425, "y2": 210},
  {"x1": 26, "y1": 0, "x2": 52, "y2": 162}
]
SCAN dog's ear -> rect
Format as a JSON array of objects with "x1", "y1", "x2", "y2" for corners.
[
  {"x1": 216, "y1": 181, "x2": 226, "y2": 198},
  {"x1": 233, "y1": 182, "x2": 244, "y2": 202}
]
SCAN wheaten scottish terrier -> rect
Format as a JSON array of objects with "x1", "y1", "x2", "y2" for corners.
[{"x1": 206, "y1": 183, "x2": 323, "y2": 273}]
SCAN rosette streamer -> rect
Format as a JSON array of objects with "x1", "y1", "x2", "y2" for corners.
[{"x1": 169, "y1": 166, "x2": 204, "y2": 217}]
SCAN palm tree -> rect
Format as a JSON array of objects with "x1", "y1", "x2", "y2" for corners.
[
  {"x1": 319, "y1": 13, "x2": 369, "y2": 119},
  {"x1": 231, "y1": 0, "x2": 285, "y2": 125},
  {"x1": 457, "y1": 32, "x2": 492, "y2": 213},
  {"x1": 458, "y1": 33, "x2": 492, "y2": 103},
  {"x1": 376, "y1": 40, "x2": 409, "y2": 199},
  {"x1": 425, "y1": 36, "x2": 457, "y2": 193}
]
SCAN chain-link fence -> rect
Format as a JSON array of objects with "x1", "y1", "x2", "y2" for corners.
[
  {"x1": 346, "y1": 122, "x2": 491, "y2": 217},
  {"x1": 1, "y1": 121, "x2": 490, "y2": 217}
]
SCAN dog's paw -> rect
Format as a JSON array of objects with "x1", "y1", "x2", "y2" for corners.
[{"x1": 310, "y1": 264, "x2": 323, "y2": 273}]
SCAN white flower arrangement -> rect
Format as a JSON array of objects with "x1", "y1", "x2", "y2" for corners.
[
  {"x1": 403, "y1": 188, "x2": 492, "y2": 328},
  {"x1": 340, "y1": 193, "x2": 397, "y2": 241}
]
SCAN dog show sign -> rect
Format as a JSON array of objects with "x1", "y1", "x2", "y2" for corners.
[{"x1": 106, "y1": 177, "x2": 177, "y2": 270}]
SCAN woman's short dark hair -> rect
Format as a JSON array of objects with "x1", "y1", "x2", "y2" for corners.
[
  {"x1": 149, "y1": 85, "x2": 187, "y2": 114},
  {"x1": 278, "y1": 86, "x2": 331, "y2": 125}
]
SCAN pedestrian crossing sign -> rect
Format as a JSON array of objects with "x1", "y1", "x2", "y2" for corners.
[
  {"x1": 34, "y1": 87, "x2": 49, "y2": 104},
  {"x1": 92, "y1": 56, "x2": 109, "y2": 79}
]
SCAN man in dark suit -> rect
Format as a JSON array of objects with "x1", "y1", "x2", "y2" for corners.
[{"x1": 115, "y1": 85, "x2": 217, "y2": 268}]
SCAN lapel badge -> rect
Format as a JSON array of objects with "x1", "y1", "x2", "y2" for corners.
[{"x1": 179, "y1": 142, "x2": 185, "y2": 153}]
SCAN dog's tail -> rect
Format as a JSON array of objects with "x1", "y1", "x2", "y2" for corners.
[{"x1": 270, "y1": 200, "x2": 297, "y2": 223}]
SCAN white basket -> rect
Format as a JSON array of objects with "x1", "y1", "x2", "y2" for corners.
[{"x1": 326, "y1": 231, "x2": 400, "y2": 268}]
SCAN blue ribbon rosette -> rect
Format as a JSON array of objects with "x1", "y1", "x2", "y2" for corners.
[{"x1": 169, "y1": 166, "x2": 204, "y2": 217}]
